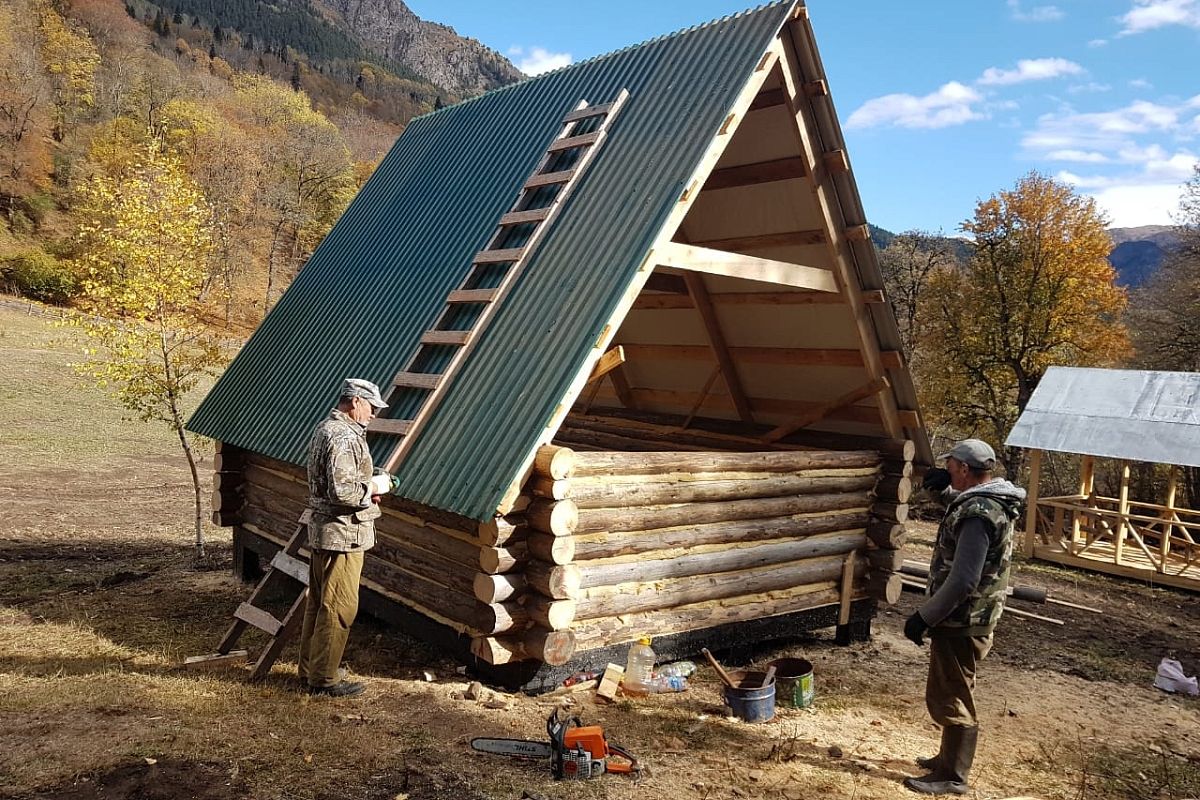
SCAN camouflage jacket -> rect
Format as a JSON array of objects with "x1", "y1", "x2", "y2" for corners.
[
  {"x1": 927, "y1": 479, "x2": 1025, "y2": 636},
  {"x1": 306, "y1": 409, "x2": 380, "y2": 552}
]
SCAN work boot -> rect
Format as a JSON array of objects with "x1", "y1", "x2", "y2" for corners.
[
  {"x1": 915, "y1": 727, "x2": 950, "y2": 770},
  {"x1": 308, "y1": 680, "x2": 365, "y2": 698},
  {"x1": 904, "y1": 726, "x2": 978, "y2": 795}
]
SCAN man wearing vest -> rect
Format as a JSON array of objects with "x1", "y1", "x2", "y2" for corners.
[
  {"x1": 299, "y1": 378, "x2": 398, "y2": 698},
  {"x1": 903, "y1": 439, "x2": 1026, "y2": 795}
]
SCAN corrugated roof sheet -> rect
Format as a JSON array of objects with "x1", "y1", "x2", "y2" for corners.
[
  {"x1": 1005, "y1": 367, "x2": 1200, "y2": 468},
  {"x1": 187, "y1": 1, "x2": 798, "y2": 520}
]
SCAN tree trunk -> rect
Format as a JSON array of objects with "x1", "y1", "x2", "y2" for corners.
[{"x1": 160, "y1": 322, "x2": 205, "y2": 560}]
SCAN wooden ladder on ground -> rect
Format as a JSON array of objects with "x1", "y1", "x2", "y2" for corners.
[
  {"x1": 369, "y1": 90, "x2": 630, "y2": 471},
  {"x1": 186, "y1": 512, "x2": 310, "y2": 680}
]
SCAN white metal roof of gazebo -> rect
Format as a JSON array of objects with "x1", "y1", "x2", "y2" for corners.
[{"x1": 1005, "y1": 366, "x2": 1200, "y2": 468}]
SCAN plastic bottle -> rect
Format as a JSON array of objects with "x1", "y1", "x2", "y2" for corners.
[
  {"x1": 657, "y1": 660, "x2": 696, "y2": 678},
  {"x1": 622, "y1": 637, "x2": 655, "y2": 696},
  {"x1": 647, "y1": 674, "x2": 688, "y2": 693}
]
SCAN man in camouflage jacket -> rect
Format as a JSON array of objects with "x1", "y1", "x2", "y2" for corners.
[
  {"x1": 902, "y1": 439, "x2": 1026, "y2": 795},
  {"x1": 298, "y1": 378, "x2": 397, "y2": 698}
]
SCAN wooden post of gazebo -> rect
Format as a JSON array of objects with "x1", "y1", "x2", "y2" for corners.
[
  {"x1": 1115, "y1": 462, "x2": 1131, "y2": 565},
  {"x1": 1161, "y1": 467, "x2": 1178, "y2": 568},
  {"x1": 1023, "y1": 449, "x2": 1042, "y2": 558}
]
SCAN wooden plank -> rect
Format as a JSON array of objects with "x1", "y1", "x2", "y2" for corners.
[
  {"x1": 621, "y1": 343, "x2": 866, "y2": 366},
  {"x1": 690, "y1": 229, "x2": 827, "y2": 251},
  {"x1": 844, "y1": 224, "x2": 870, "y2": 241},
  {"x1": 1032, "y1": 545, "x2": 1200, "y2": 593},
  {"x1": 369, "y1": 418, "x2": 412, "y2": 436},
  {"x1": 420, "y1": 330, "x2": 471, "y2": 346},
  {"x1": 658, "y1": 242, "x2": 838, "y2": 292},
  {"x1": 547, "y1": 131, "x2": 600, "y2": 152},
  {"x1": 837, "y1": 551, "x2": 857, "y2": 626},
  {"x1": 270, "y1": 551, "x2": 309, "y2": 584},
  {"x1": 586, "y1": 346, "x2": 626, "y2": 383},
  {"x1": 632, "y1": 290, "x2": 881, "y2": 309},
  {"x1": 749, "y1": 87, "x2": 787, "y2": 111},
  {"x1": 498, "y1": 207, "x2": 551, "y2": 226},
  {"x1": 823, "y1": 149, "x2": 850, "y2": 174},
  {"x1": 233, "y1": 602, "x2": 282, "y2": 637},
  {"x1": 446, "y1": 288, "x2": 498, "y2": 304},
  {"x1": 702, "y1": 156, "x2": 807, "y2": 191},
  {"x1": 472, "y1": 247, "x2": 525, "y2": 264},
  {"x1": 1116, "y1": 463, "x2": 1131, "y2": 565},
  {"x1": 1162, "y1": 467, "x2": 1178, "y2": 565},
  {"x1": 562, "y1": 102, "x2": 615, "y2": 123},
  {"x1": 1024, "y1": 449, "x2": 1042, "y2": 558},
  {"x1": 392, "y1": 372, "x2": 441, "y2": 390},
  {"x1": 183, "y1": 650, "x2": 249, "y2": 670},
  {"x1": 684, "y1": 272, "x2": 754, "y2": 423},
  {"x1": 763, "y1": 377, "x2": 890, "y2": 443},
  {"x1": 803, "y1": 79, "x2": 828, "y2": 98},
  {"x1": 523, "y1": 169, "x2": 575, "y2": 189}
]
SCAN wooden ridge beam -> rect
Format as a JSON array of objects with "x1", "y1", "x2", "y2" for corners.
[
  {"x1": 702, "y1": 156, "x2": 807, "y2": 191},
  {"x1": 657, "y1": 242, "x2": 837, "y2": 292}
]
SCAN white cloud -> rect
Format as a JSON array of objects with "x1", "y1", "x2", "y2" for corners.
[
  {"x1": 507, "y1": 46, "x2": 572, "y2": 76},
  {"x1": 1023, "y1": 100, "x2": 1184, "y2": 154},
  {"x1": 1118, "y1": 0, "x2": 1200, "y2": 36},
  {"x1": 1088, "y1": 38, "x2": 1109, "y2": 47},
  {"x1": 846, "y1": 81, "x2": 984, "y2": 130},
  {"x1": 1007, "y1": 0, "x2": 1065, "y2": 21},
  {"x1": 1068, "y1": 82, "x2": 1112, "y2": 94},
  {"x1": 977, "y1": 58, "x2": 1085, "y2": 86},
  {"x1": 1129, "y1": 78, "x2": 1154, "y2": 90},
  {"x1": 1047, "y1": 150, "x2": 1111, "y2": 163},
  {"x1": 1082, "y1": 183, "x2": 1190, "y2": 226}
]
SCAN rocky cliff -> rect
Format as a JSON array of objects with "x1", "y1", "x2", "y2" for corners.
[{"x1": 320, "y1": 0, "x2": 523, "y2": 96}]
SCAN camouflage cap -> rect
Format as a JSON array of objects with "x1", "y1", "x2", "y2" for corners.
[
  {"x1": 939, "y1": 438, "x2": 996, "y2": 469},
  {"x1": 340, "y1": 377, "x2": 388, "y2": 409}
]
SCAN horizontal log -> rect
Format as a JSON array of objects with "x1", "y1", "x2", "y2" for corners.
[
  {"x1": 556, "y1": 426, "x2": 709, "y2": 452},
  {"x1": 533, "y1": 445, "x2": 576, "y2": 480},
  {"x1": 212, "y1": 451, "x2": 244, "y2": 472},
  {"x1": 211, "y1": 510, "x2": 242, "y2": 527},
  {"x1": 528, "y1": 476, "x2": 571, "y2": 500},
  {"x1": 871, "y1": 501, "x2": 909, "y2": 523},
  {"x1": 525, "y1": 596, "x2": 576, "y2": 631},
  {"x1": 479, "y1": 517, "x2": 524, "y2": 547},
  {"x1": 477, "y1": 601, "x2": 529, "y2": 635},
  {"x1": 474, "y1": 572, "x2": 526, "y2": 604},
  {"x1": 578, "y1": 530, "x2": 866, "y2": 589},
  {"x1": 479, "y1": 541, "x2": 527, "y2": 574},
  {"x1": 573, "y1": 510, "x2": 868, "y2": 560},
  {"x1": 526, "y1": 562, "x2": 582, "y2": 600},
  {"x1": 576, "y1": 491, "x2": 871, "y2": 534},
  {"x1": 882, "y1": 460, "x2": 914, "y2": 478},
  {"x1": 526, "y1": 499, "x2": 579, "y2": 537},
  {"x1": 575, "y1": 553, "x2": 866, "y2": 620},
  {"x1": 880, "y1": 440, "x2": 917, "y2": 462},
  {"x1": 570, "y1": 471, "x2": 878, "y2": 509},
  {"x1": 213, "y1": 472, "x2": 244, "y2": 493},
  {"x1": 472, "y1": 628, "x2": 576, "y2": 666},
  {"x1": 866, "y1": 521, "x2": 907, "y2": 550},
  {"x1": 867, "y1": 572, "x2": 903, "y2": 605},
  {"x1": 874, "y1": 475, "x2": 912, "y2": 503},
  {"x1": 866, "y1": 548, "x2": 904, "y2": 572},
  {"x1": 366, "y1": 531, "x2": 479, "y2": 593},
  {"x1": 211, "y1": 488, "x2": 242, "y2": 513},
  {"x1": 527, "y1": 531, "x2": 575, "y2": 565},
  {"x1": 571, "y1": 449, "x2": 881, "y2": 477},
  {"x1": 571, "y1": 584, "x2": 846, "y2": 650}
]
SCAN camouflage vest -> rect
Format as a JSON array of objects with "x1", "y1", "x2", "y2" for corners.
[
  {"x1": 306, "y1": 409, "x2": 380, "y2": 552},
  {"x1": 927, "y1": 490, "x2": 1019, "y2": 636}
]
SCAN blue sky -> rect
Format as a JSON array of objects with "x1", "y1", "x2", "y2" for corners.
[{"x1": 404, "y1": 1, "x2": 1200, "y2": 233}]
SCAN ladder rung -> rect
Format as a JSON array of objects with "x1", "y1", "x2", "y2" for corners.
[
  {"x1": 562, "y1": 102, "x2": 615, "y2": 123},
  {"x1": 269, "y1": 552, "x2": 309, "y2": 584},
  {"x1": 547, "y1": 131, "x2": 601, "y2": 153},
  {"x1": 524, "y1": 169, "x2": 575, "y2": 189},
  {"x1": 234, "y1": 602, "x2": 283, "y2": 636},
  {"x1": 421, "y1": 330, "x2": 471, "y2": 346},
  {"x1": 393, "y1": 372, "x2": 442, "y2": 390},
  {"x1": 370, "y1": 418, "x2": 413, "y2": 436},
  {"x1": 446, "y1": 288, "x2": 498, "y2": 304},
  {"x1": 473, "y1": 247, "x2": 525, "y2": 264},
  {"x1": 498, "y1": 207, "x2": 551, "y2": 226}
]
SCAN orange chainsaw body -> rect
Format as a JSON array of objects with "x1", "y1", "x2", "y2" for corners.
[{"x1": 563, "y1": 726, "x2": 635, "y2": 774}]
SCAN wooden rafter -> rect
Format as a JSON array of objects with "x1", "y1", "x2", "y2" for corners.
[
  {"x1": 657, "y1": 242, "x2": 837, "y2": 291},
  {"x1": 762, "y1": 377, "x2": 890, "y2": 443},
  {"x1": 683, "y1": 272, "x2": 754, "y2": 423},
  {"x1": 702, "y1": 156, "x2": 807, "y2": 191},
  {"x1": 620, "y1": 343, "x2": 902, "y2": 368},
  {"x1": 689, "y1": 229, "x2": 827, "y2": 251},
  {"x1": 632, "y1": 289, "x2": 887, "y2": 310},
  {"x1": 585, "y1": 346, "x2": 626, "y2": 383}
]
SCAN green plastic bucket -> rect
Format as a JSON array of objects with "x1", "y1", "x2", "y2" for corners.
[{"x1": 768, "y1": 658, "x2": 814, "y2": 708}]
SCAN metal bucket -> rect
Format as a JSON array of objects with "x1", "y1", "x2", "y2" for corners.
[
  {"x1": 767, "y1": 658, "x2": 814, "y2": 708},
  {"x1": 723, "y1": 670, "x2": 776, "y2": 723}
]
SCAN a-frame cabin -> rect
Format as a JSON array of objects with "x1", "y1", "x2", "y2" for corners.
[{"x1": 188, "y1": 0, "x2": 932, "y2": 689}]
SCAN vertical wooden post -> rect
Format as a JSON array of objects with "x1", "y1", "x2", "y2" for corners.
[
  {"x1": 1160, "y1": 467, "x2": 1178, "y2": 572},
  {"x1": 1115, "y1": 463, "x2": 1131, "y2": 566},
  {"x1": 834, "y1": 550, "x2": 858, "y2": 646},
  {"x1": 1024, "y1": 449, "x2": 1042, "y2": 558},
  {"x1": 1073, "y1": 456, "x2": 1095, "y2": 549}
]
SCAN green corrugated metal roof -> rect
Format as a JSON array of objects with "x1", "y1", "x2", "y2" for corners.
[{"x1": 187, "y1": 1, "x2": 797, "y2": 520}]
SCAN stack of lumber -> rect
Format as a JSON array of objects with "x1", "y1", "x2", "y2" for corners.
[
  {"x1": 864, "y1": 439, "x2": 916, "y2": 605},
  {"x1": 469, "y1": 444, "x2": 883, "y2": 664}
]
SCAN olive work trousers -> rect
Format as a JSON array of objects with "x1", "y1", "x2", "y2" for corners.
[
  {"x1": 298, "y1": 549, "x2": 364, "y2": 688},
  {"x1": 925, "y1": 633, "x2": 993, "y2": 728}
]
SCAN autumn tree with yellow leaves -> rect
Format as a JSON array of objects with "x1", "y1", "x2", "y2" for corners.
[
  {"x1": 71, "y1": 142, "x2": 227, "y2": 558},
  {"x1": 916, "y1": 173, "x2": 1131, "y2": 476}
]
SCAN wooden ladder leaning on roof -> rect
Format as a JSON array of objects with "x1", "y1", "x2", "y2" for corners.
[
  {"x1": 185, "y1": 511, "x2": 311, "y2": 680},
  {"x1": 368, "y1": 90, "x2": 630, "y2": 471}
]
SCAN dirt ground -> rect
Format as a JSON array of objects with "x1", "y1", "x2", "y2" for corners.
[{"x1": 2, "y1": 303, "x2": 1199, "y2": 800}]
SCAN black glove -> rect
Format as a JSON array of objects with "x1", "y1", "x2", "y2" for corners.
[
  {"x1": 921, "y1": 467, "x2": 952, "y2": 493},
  {"x1": 904, "y1": 611, "x2": 929, "y2": 646}
]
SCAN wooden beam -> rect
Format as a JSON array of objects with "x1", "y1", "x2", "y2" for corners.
[
  {"x1": 658, "y1": 242, "x2": 838, "y2": 292},
  {"x1": 586, "y1": 346, "x2": 626, "y2": 383},
  {"x1": 1024, "y1": 449, "x2": 1042, "y2": 558},
  {"x1": 621, "y1": 343, "x2": 866, "y2": 366},
  {"x1": 684, "y1": 272, "x2": 754, "y2": 423},
  {"x1": 749, "y1": 87, "x2": 787, "y2": 111},
  {"x1": 762, "y1": 377, "x2": 890, "y2": 443},
  {"x1": 1162, "y1": 467, "x2": 1178, "y2": 565},
  {"x1": 631, "y1": 289, "x2": 894, "y2": 310},
  {"x1": 689, "y1": 229, "x2": 827, "y2": 251},
  {"x1": 844, "y1": 224, "x2": 870, "y2": 242},
  {"x1": 702, "y1": 156, "x2": 807, "y2": 191},
  {"x1": 611, "y1": 387, "x2": 905, "y2": 427},
  {"x1": 642, "y1": 272, "x2": 689, "y2": 294},
  {"x1": 823, "y1": 149, "x2": 850, "y2": 175},
  {"x1": 1115, "y1": 462, "x2": 1131, "y2": 566},
  {"x1": 803, "y1": 79, "x2": 828, "y2": 98}
]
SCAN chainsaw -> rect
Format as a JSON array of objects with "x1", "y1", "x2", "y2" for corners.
[{"x1": 471, "y1": 708, "x2": 640, "y2": 780}]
